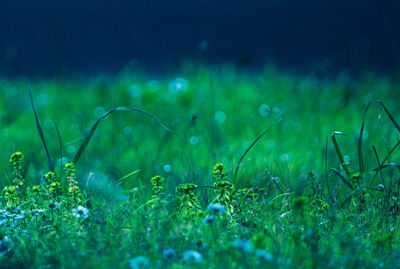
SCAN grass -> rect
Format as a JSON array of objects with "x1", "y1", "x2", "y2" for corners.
[{"x1": 1, "y1": 63, "x2": 400, "y2": 268}]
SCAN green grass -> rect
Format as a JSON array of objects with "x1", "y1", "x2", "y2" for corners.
[{"x1": 1, "y1": 63, "x2": 400, "y2": 268}]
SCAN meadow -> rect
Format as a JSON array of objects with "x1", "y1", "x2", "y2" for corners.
[{"x1": 1, "y1": 63, "x2": 400, "y2": 268}]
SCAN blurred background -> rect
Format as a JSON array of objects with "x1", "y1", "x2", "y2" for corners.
[{"x1": 0, "y1": 0, "x2": 399, "y2": 77}]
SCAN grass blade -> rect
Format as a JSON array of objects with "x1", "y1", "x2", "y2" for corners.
[
  {"x1": 369, "y1": 163, "x2": 400, "y2": 174},
  {"x1": 313, "y1": 136, "x2": 334, "y2": 203},
  {"x1": 29, "y1": 87, "x2": 54, "y2": 172},
  {"x1": 117, "y1": 169, "x2": 140, "y2": 185},
  {"x1": 378, "y1": 100, "x2": 400, "y2": 133},
  {"x1": 72, "y1": 107, "x2": 180, "y2": 165},
  {"x1": 358, "y1": 101, "x2": 370, "y2": 173},
  {"x1": 53, "y1": 119, "x2": 64, "y2": 183},
  {"x1": 2, "y1": 168, "x2": 11, "y2": 185},
  {"x1": 372, "y1": 145, "x2": 387, "y2": 194},
  {"x1": 332, "y1": 132, "x2": 351, "y2": 177},
  {"x1": 381, "y1": 140, "x2": 400, "y2": 166},
  {"x1": 233, "y1": 120, "x2": 281, "y2": 187},
  {"x1": 329, "y1": 168, "x2": 354, "y2": 190}
]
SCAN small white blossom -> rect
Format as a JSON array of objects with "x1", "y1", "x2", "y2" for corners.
[
  {"x1": 206, "y1": 203, "x2": 226, "y2": 214},
  {"x1": 72, "y1": 206, "x2": 89, "y2": 219},
  {"x1": 272, "y1": 177, "x2": 280, "y2": 184},
  {"x1": 48, "y1": 202, "x2": 62, "y2": 211},
  {"x1": 272, "y1": 107, "x2": 282, "y2": 119},
  {"x1": 202, "y1": 215, "x2": 217, "y2": 224},
  {"x1": 128, "y1": 85, "x2": 143, "y2": 98},
  {"x1": 163, "y1": 248, "x2": 177, "y2": 260},
  {"x1": 183, "y1": 250, "x2": 202, "y2": 264},
  {"x1": 214, "y1": 111, "x2": 226, "y2": 124},
  {"x1": 168, "y1": 77, "x2": 189, "y2": 93},
  {"x1": 129, "y1": 256, "x2": 149, "y2": 269},
  {"x1": 255, "y1": 249, "x2": 274, "y2": 261},
  {"x1": 279, "y1": 154, "x2": 291, "y2": 162},
  {"x1": 258, "y1": 104, "x2": 271, "y2": 117},
  {"x1": 163, "y1": 164, "x2": 172, "y2": 173},
  {"x1": 190, "y1": 136, "x2": 199, "y2": 145},
  {"x1": 233, "y1": 239, "x2": 253, "y2": 253}
]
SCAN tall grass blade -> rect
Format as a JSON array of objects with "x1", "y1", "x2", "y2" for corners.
[
  {"x1": 332, "y1": 132, "x2": 351, "y2": 177},
  {"x1": 372, "y1": 145, "x2": 387, "y2": 193},
  {"x1": 369, "y1": 163, "x2": 400, "y2": 174},
  {"x1": 72, "y1": 107, "x2": 180, "y2": 165},
  {"x1": 233, "y1": 120, "x2": 280, "y2": 187},
  {"x1": 53, "y1": 120, "x2": 64, "y2": 182},
  {"x1": 2, "y1": 168, "x2": 11, "y2": 185},
  {"x1": 381, "y1": 140, "x2": 400, "y2": 166},
  {"x1": 117, "y1": 169, "x2": 140, "y2": 185},
  {"x1": 313, "y1": 136, "x2": 334, "y2": 203},
  {"x1": 329, "y1": 168, "x2": 354, "y2": 190},
  {"x1": 29, "y1": 87, "x2": 54, "y2": 172},
  {"x1": 358, "y1": 101, "x2": 370, "y2": 173},
  {"x1": 378, "y1": 100, "x2": 400, "y2": 133}
]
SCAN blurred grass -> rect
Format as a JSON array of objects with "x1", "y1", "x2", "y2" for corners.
[{"x1": 1, "y1": 64, "x2": 400, "y2": 194}]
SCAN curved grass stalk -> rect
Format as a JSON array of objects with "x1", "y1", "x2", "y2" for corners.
[
  {"x1": 332, "y1": 131, "x2": 351, "y2": 177},
  {"x1": 358, "y1": 101, "x2": 371, "y2": 173},
  {"x1": 29, "y1": 87, "x2": 54, "y2": 172},
  {"x1": 233, "y1": 120, "x2": 281, "y2": 187},
  {"x1": 72, "y1": 107, "x2": 181, "y2": 165}
]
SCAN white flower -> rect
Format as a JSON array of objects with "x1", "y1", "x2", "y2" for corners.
[
  {"x1": 214, "y1": 111, "x2": 226, "y2": 124},
  {"x1": 72, "y1": 206, "x2": 89, "y2": 219},
  {"x1": 163, "y1": 164, "x2": 172, "y2": 173},
  {"x1": 124, "y1": 126, "x2": 133, "y2": 136},
  {"x1": 190, "y1": 136, "x2": 199, "y2": 145},
  {"x1": 129, "y1": 256, "x2": 149, "y2": 269},
  {"x1": 233, "y1": 239, "x2": 253, "y2": 252},
  {"x1": 202, "y1": 215, "x2": 217, "y2": 224},
  {"x1": 279, "y1": 154, "x2": 291, "y2": 162},
  {"x1": 206, "y1": 203, "x2": 226, "y2": 214},
  {"x1": 128, "y1": 85, "x2": 143, "y2": 98},
  {"x1": 48, "y1": 202, "x2": 62, "y2": 211},
  {"x1": 168, "y1": 77, "x2": 189, "y2": 93},
  {"x1": 183, "y1": 250, "x2": 202, "y2": 264},
  {"x1": 255, "y1": 249, "x2": 274, "y2": 261},
  {"x1": 163, "y1": 248, "x2": 177, "y2": 260},
  {"x1": 272, "y1": 107, "x2": 282, "y2": 119},
  {"x1": 258, "y1": 104, "x2": 271, "y2": 117},
  {"x1": 272, "y1": 177, "x2": 280, "y2": 184}
]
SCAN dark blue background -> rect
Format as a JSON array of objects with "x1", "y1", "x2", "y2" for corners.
[{"x1": 1, "y1": 0, "x2": 399, "y2": 76}]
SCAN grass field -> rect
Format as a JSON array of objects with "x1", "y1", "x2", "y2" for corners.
[{"x1": 1, "y1": 63, "x2": 400, "y2": 268}]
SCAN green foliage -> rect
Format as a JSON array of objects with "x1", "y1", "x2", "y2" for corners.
[
  {"x1": 176, "y1": 183, "x2": 200, "y2": 217},
  {"x1": 1, "y1": 66, "x2": 400, "y2": 268},
  {"x1": 64, "y1": 162, "x2": 82, "y2": 205}
]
